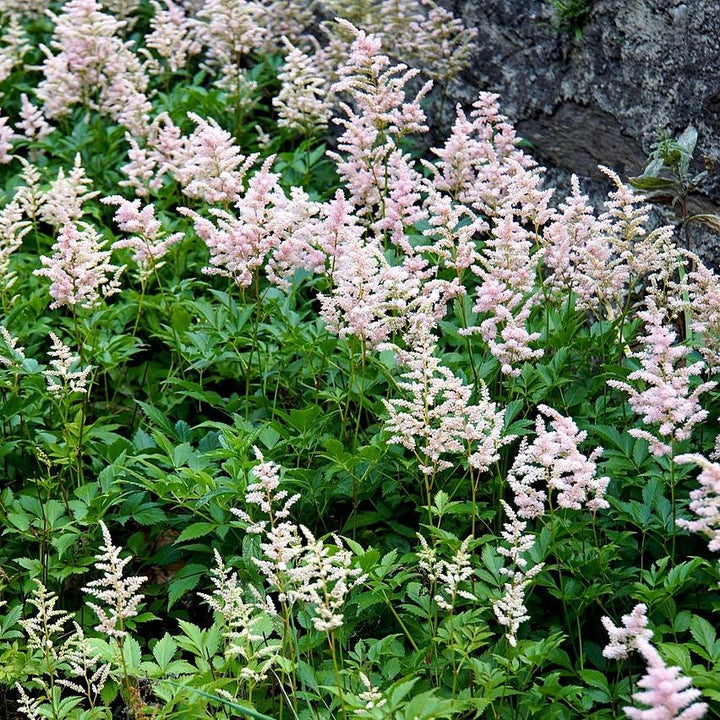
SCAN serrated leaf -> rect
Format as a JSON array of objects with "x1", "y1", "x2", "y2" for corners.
[
  {"x1": 175, "y1": 522, "x2": 217, "y2": 544},
  {"x1": 167, "y1": 564, "x2": 206, "y2": 610},
  {"x1": 152, "y1": 633, "x2": 178, "y2": 672}
]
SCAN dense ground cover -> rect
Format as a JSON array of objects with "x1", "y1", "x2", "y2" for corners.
[{"x1": 0, "y1": 1, "x2": 719, "y2": 718}]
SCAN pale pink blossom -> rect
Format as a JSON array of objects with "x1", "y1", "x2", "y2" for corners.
[
  {"x1": 607, "y1": 304, "x2": 716, "y2": 457},
  {"x1": 624, "y1": 639, "x2": 707, "y2": 720},
  {"x1": 675, "y1": 454, "x2": 720, "y2": 552},
  {"x1": 39, "y1": 154, "x2": 98, "y2": 226},
  {"x1": 493, "y1": 500, "x2": 544, "y2": 647},
  {"x1": 16, "y1": 93, "x2": 52, "y2": 141},
  {"x1": 34, "y1": 221, "x2": 124, "y2": 309},
  {"x1": 142, "y1": 0, "x2": 200, "y2": 74},
  {"x1": 274, "y1": 40, "x2": 332, "y2": 132},
  {"x1": 175, "y1": 112, "x2": 257, "y2": 203},
  {"x1": 508, "y1": 405, "x2": 610, "y2": 517},
  {"x1": 602, "y1": 603, "x2": 653, "y2": 660},
  {"x1": 82, "y1": 521, "x2": 147, "y2": 639},
  {"x1": 103, "y1": 195, "x2": 182, "y2": 281}
]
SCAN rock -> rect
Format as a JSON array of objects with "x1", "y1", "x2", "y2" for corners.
[{"x1": 439, "y1": 0, "x2": 720, "y2": 264}]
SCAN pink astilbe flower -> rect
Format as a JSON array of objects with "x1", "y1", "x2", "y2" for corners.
[
  {"x1": 120, "y1": 112, "x2": 186, "y2": 197},
  {"x1": 493, "y1": 500, "x2": 544, "y2": 647},
  {"x1": 195, "y1": 0, "x2": 265, "y2": 89},
  {"x1": 43, "y1": 333, "x2": 93, "y2": 397},
  {"x1": 274, "y1": 39, "x2": 332, "y2": 132},
  {"x1": 102, "y1": 195, "x2": 182, "y2": 281},
  {"x1": 460, "y1": 215, "x2": 543, "y2": 376},
  {"x1": 624, "y1": 638, "x2": 707, "y2": 720},
  {"x1": 34, "y1": 221, "x2": 124, "y2": 309},
  {"x1": 182, "y1": 156, "x2": 281, "y2": 286},
  {"x1": 141, "y1": 0, "x2": 200, "y2": 74},
  {"x1": 39, "y1": 154, "x2": 99, "y2": 226},
  {"x1": 329, "y1": 21, "x2": 431, "y2": 228},
  {"x1": 607, "y1": 304, "x2": 716, "y2": 457},
  {"x1": 430, "y1": 93, "x2": 553, "y2": 226},
  {"x1": 507, "y1": 405, "x2": 610, "y2": 518},
  {"x1": 382, "y1": 323, "x2": 510, "y2": 475},
  {"x1": 82, "y1": 521, "x2": 147, "y2": 639},
  {"x1": 16, "y1": 93, "x2": 52, "y2": 141},
  {"x1": 675, "y1": 454, "x2": 720, "y2": 552},
  {"x1": 175, "y1": 112, "x2": 257, "y2": 203},
  {"x1": 421, "y1": 186, "x2": 484, "y2": 271},
  {"x1": 36, "y1": 0, "x2": 151, "y2": 135},
  {"x1": 601, "y1": 603, "x2": 653, "y2": 660},
  {"x1": 684, "y1": 259, "x2": 720, "y2": 372}
]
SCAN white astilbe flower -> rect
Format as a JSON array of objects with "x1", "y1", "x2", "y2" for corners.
[
  {"x1": 607, "y1": 303, "x2": 716, "y2": 458},
  {"x1": 82, "y1": 521, "x2": 147, "y2": 639},
  {"x1": 417, "y1": 535, "x2": 476, "y2": 611},
  {"x1": 274, "y1": 39, "x2": 332, "y2": 132},
  {"x1": 0, "y1": 326, "x2": 25, "y2": 368},
  {"x1": 199, "y1": 550, "x2": 280, "y2": 682},
  {"x1": 383, "y1": 323, "x2": 510, "y2": 475},
  {"x1": 624, "y1": 639, "x2": 707, "y2": 720},
  {"x1": 0, "y1": 199, "x2": 31, "y2": 290},
  {"x1": 57, "y1": 622, "x2": 111, "y2": 698},
  {"x1": 355, "y1": 672, "x2": 387, "y2": 715},
  {"x1": 289, "y1": 527, "x2": 366, "y2": 631},
  {"x1": 493, "y1": 500, "x2": 543, "y2": 647},
  {"x1": 675, "y1": 454, "x2": 720, "y2": 552},
  {"x1": 14, "y1": 684, "x2": 43, "y2": 720},
  {"x1": 20, "y1": 581, "x2": 72, "y2": 664},
  {"x1": 231, "y1": 451, "x2": 363, "y2": 631},
  {"x1": 43, "y1": 333, "x2": 93, "y2": 398},
  {"x1": 507, "y1": 405, "x2": 609, "y2": 518},
  {"x1": 601, "y1": 603, "x2": 653, "y2": 660},
  {"x1": 34, "y1": 221, "x2": 124, "y2": 309}
]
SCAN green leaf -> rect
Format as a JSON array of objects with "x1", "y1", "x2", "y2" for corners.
[
  {"x1": 160, "y1": 680, "x2": 277, "y2": 719},
  {"x1": 689, "y1": 615, "x2": 717, "y2": 658},
  {"x1": 122, "y1": 635, "x2": 142, "y2": 672},
  {"x1": 175, "y1": 522, "x2": 218, "y2": 543},
  {"x1": 167, "y1": 564, "x2": 206, "y2": 610},
  {"x1": 152, "y1": 633, "x2": 178, "y2": 672}
]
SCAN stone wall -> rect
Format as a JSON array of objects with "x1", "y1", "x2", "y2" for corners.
[{"x1": 440, "y1": 0, "x2": 720, "y2": 261}]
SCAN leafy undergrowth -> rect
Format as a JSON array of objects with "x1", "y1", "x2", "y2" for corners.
[{"x1": 0, "y1": 1, "x2": 718, "y2": 719}]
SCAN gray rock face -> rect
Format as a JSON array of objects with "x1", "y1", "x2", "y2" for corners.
[{"x1": 439, "y1": 0, "x2": 720, "y2": 262}]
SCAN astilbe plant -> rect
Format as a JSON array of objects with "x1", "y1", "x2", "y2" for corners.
[
  {"x1": 607, "y1": 303, "x2": 717, "y2": 458},
  {"x1": 507, "y1": 404, "x2": 610, "y2": 517},
  {"x1": 675, "y1": 454, "x2": 720, "y2": 552},
  {"x1": 37, "y1": 0, "x2": 151, "y2": 135},
  {"x1": 34, "y1": 221, "x2": 124, "y2": 309}
]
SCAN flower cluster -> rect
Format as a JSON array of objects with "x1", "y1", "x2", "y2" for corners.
[
  {"x1": 675, "y1": 454, "x2": 720, "y2": 552},
  {"x1": 34, "y1": 221, "x2": 124, "y2": 309},
  {"x1": 82, "y1": 521, "x2": 147, "y2": 638},
  {"x1": 493, "y1": 500, "x2": 544, "y2": 647},
  {"x1": 601, "y1": 603, "x2": 653, "y2": 660},
  {"x1": 42, "y1": 333, "x2": 93, "y2": 398},
  {"x1": 624, "y1": 639, "x2": 707, "y2": 720},
  {"x1": 102, "y1": 195, "x2": 182, "y2": 281},
  {"x1": 507, "y1": 405, "x2": 609, "y2": 517},
  {"x1": 607, "y1": 303, "x2": 716, "y2": 457}
]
